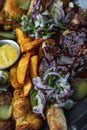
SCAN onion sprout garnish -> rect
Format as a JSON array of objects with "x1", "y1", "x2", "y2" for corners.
[
  {"x1": 31, "y1": 67, "x2": 74, "y2": 118},
  {"x1": 20, "y1": 3, "x2": 66, "y2": 39}
]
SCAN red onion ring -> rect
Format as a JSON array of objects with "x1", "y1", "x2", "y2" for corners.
[{"x1": 54, "y1": 3, "x2": 65, "y2": 19}]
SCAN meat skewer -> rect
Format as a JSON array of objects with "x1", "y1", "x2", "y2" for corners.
[{"x1": 46, "y1": 105, "x2": 67, "y2": 130}]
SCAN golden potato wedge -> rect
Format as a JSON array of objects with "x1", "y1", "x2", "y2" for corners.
[
  {"x1": 16, "y1": 28, "x2": 32, "y2": 53},
  {"x1": 17, "y1": 53, "x2": 31, "y2": 84},
  {"x1": 30, "y1": 55, "x2": 38, "y2": 78},
  {"x1": 23, "y1": 76, "x2": 32, "y2": 97},
  {"x1": 22, "y1": 39, "x2": 43, "y2": 53},
  {"x1": 10, "y1": 63, "x2": 22, "y2": 89}
]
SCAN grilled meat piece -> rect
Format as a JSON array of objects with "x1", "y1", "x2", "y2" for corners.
[
  {"x1": 39, "y1": 46, "x2": 87, "y2": 81},
  {"x1": 46, "y1": 105, "x2": 67, "y2": 130},
  {"x1": 59, "y1": 28, "x2": 87, "y2": 56}
]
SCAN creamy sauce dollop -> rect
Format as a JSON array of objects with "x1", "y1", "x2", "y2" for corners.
[{"x1": 0, "y1": 44, "x2": 18, "y2": 68}]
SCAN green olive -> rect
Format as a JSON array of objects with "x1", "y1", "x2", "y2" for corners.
[
  {"x1": 0, "y1": 104, "x2": 12, "y2": 120},
  {"x1": 71, "y1": 79, "x2": 87, "y2": 100}
]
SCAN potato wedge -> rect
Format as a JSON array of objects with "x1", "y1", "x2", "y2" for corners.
[
  {"x1": 23, "y1": 76, "x2": 32, "y2": 97},
  {"x1": 10, "y1": 63, "x2": 22, "y2": 89},
  {"x1": 30, "y1": 55, "x2": 38, "y2": 78},
  {"x1": 17, "y1": 53, "x2": 30, "y2": 84},
  {"x1": 22, "y1": 39, "x2": 43, "y2": 53},
  {"x1": 16, "y1": 28, "x2": 32, "y2": 53}
]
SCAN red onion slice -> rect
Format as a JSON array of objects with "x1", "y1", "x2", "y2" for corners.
[
  {"x1": 54, "y1": 3, "x2": 65, "y2": 19},
  {"x1": 32, "y1": 77, "x2": 54, "y2": 90},
  {"x1": 43, "y1": 72, "x2": 62, "y2": 80}
]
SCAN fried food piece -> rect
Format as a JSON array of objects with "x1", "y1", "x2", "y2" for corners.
[
  {"x1": 17, "y1": 53, "x2": 31, "y2": 84},
  {"x1": 30, "y1": 55, "x2": 38, "y2": 78},
  {"x1": 13, "y1": 89, "x2": 24, "y2": 98},
  {"x1": 12, "y1": 89, "x2": 43, "y2": 130},
  {"x1": 0, "y1": 120, "x2": 13, "y2": 130},
  {"x1": 15, "y1": 112, "x2": 43, "y2": 130},
  {"x1": 16, "y1": 28, "x2": 32, "y2": 53},
  {"x1": 12, "y1": 97, "x2": 29, "y2": 119},
  {"x1": 26, "y1": 112, "x2": 43, "y2": 130},
  {"x1": 22, "y1": 39, "x2": 43, "y2": 53},
  {"x1": 12, "y1": 89, "x2": 30, "y2": 119},
  {"x1": 10, "y1": 63, "x2": 22, "y2": 89},
  {"x1": 23, "y1": 76, "x2": 32, "y2": 97},
  {"x1": 16, "y1": 28, "x2": 43, "y2": 53},
  {"x1": 46, "y1": 105, "x2": 67, "y2": 130},
  {"x1": 3, "y1": 0, "x2": 26, "y2": 19},
  {"x1": 0, "y1": 0, "x2": 25, "y2": 30},
  {"x1": 0, "y1": 91, "x2": 12, "y2": 105}
]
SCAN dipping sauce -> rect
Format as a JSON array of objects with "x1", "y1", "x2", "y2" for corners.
[{"x1": 0, "y1": 44, "x2": 18, "y2": 68}]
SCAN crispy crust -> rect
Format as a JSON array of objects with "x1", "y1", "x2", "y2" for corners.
[
  {"x1": 12, "y1": 90, "x2": 43, "y2": 130},
  {"x1": 3, "y1": 0, "x2": 26, "y2": 19}
]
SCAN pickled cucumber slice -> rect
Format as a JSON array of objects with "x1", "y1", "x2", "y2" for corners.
[
  {"x1": 71, "y1": 79, "x2": 87, "y2": 100},
  {"x1": 0, "y1": 105, "x2": 12, "y2": 120}
]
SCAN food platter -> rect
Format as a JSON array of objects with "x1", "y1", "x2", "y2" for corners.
[{"x1": 0, "y1": 0, "x2": 87, "y2": 130}]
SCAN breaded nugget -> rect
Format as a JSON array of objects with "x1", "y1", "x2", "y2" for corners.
[
  {"x1": 12, "y1": 89, "x2": 43, "y2": 130},
  {"x1": 12, "y1": 97, "x2": 29, "y2": 119},
  {"x1": 3, "y1": 0, "x2": 26, "y2": 19},
  {"x1": 26, "y1": 112, "x2": 43, "y2": 130}
]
